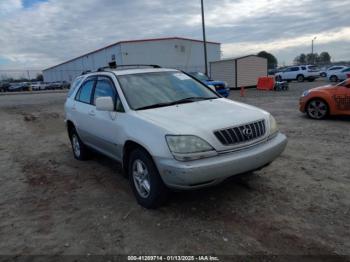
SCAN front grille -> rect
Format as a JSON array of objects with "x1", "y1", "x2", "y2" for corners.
[{"x1": 214, "y1": 120, "x2": 266, "y2": 146}]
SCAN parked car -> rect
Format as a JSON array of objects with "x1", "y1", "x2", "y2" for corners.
[
  {"x1": 328, "y1": 67, "x2": 350, "y2": 82},
  {"x1": 188, "y1": 72, "x2": 230, "y2": 97},
  {"x1": 30, "y1": 82, "x2": 43, "y2": 91},
  {"x1": 65, "y1": 66, "x2": 287, "y2": 208},
  {"x1": 325, "y1": 65, "x2": 348, "y2": 81},
  {"x1": 275, "y1": 65, "x2": 320, "y2": 82},
  {"x1": 0, "y1": 82, "x2": 10, "y2": 92},
  {"x1": 299, "y1": 79, "x2": 350, "y2": 119},
  {"x1": 8, "y1": 82, "x2": 30, "y2": 92}
]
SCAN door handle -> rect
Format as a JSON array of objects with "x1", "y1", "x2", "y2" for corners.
[{"x1": 88, "y1": 110, "x2": 95, "y2": 116}]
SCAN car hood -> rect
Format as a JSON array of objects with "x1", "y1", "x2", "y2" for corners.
[
  {"x1": 311, "y1": 84, "x2": 336, "y2": 92},
  {"x1": 206, "y1": 80, "x2": 225, "y2": 86},
  {"x1": 135, "y1": 98, "x2": 269, "y2": 135}
]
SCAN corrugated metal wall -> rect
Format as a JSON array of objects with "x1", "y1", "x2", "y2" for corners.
[
  {"x1": 210, "y1": 56, "x2": 267, "y2": 88},
  {"x1": 43, "y1": 39, "x2": 221, "y2": 82},
  {"x1": 210, "y1": 60, "x2": 235, "y2": 88},
  {"x1": 237, "y1": 56, "x2": 267, "y2": 87}
]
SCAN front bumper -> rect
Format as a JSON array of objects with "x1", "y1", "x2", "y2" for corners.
[
  {"x1": 155, "y1": 132, "x2": 287, "y2": 189},
  {"x1": 299, "y1": 97, "x2": 307, "y2": 112}
]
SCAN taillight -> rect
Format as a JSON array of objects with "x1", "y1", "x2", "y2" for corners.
[{"x1": 347, "y1": 73, "x2": 350, "y2": 78}]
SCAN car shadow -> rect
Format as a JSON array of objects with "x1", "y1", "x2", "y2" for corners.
[{"x1": 88, "y1": 149, "x2": 262, "y2": 210}]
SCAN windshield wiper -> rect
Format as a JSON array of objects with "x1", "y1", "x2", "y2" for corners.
[
  {"x1": 135, "y1": 97, "x2": 217, "y2": 111},
  {"x1": 172, "y1": 96, "x2": 217, "y2": 104},
  {"x1": 135, "y1": 102, "x2": 176, "y2": 110}
]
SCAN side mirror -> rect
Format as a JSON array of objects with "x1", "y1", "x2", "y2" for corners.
[{"x1": 96, "y1": 96, "x2": 114, "y2": 111}]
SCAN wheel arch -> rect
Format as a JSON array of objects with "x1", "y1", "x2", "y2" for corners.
[
  {"x1": 66, "y1": 120, "x2": 76, "y2": 139},
  {"x1": 123, "y1": 140, "x2": 155, "y2": 176}
]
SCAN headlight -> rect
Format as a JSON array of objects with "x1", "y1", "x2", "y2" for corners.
[
  {"x1": 302, "y1": 90, "x2": 310, "y2": 97},
  {"x1": 269, "y1": 115, "x2": 279, "y2": 136},
  {"x1": 166, "y1": 135, "x2": 217, "y2": 161}
]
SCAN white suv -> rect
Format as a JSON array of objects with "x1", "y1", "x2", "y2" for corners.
[
  {"x1": 275, "y1": 65, "x2": 320, "y2": 82},
  {"x1": 65, "y1": 66, "x2": 287, "y2": 208}
]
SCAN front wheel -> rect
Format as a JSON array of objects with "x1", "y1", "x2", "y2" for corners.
[
  {"x1": 306, "y1": 99, "x2": 329, "y2": 120},
  {"x1": 330, "y1": 75, "x2": 338, "y2": 82},
  {"x1": 128, "y1": 148, "x2": 168, "y2": 209}
]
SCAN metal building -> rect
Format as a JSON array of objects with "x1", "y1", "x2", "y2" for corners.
[
  {"x1": 43, "y1": 37, "x2": 221, "y2": 82},
  {"x1": 210, "y1": 55, "x2": 268, "y2": 88}
]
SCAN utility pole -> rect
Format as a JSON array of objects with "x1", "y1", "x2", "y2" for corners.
[
  {"x1": 201, "y1": 0, "x2": 208, "y2": 76},
  {"x1": 311, "y1": 36, "x2": 317, "y2": 64}
]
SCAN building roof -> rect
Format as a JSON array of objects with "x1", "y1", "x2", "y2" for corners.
[
  {"x1": 44, "y1": 37, "x2": 221, "y2": 71},
  {"x1": 210, "y1": 54, "x2": 266, "y2": 63}
]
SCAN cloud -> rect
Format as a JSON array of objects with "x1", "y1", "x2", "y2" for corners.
[
  {"x1": 0, "y1": 0, "x2": 22, "y2": 16},
  {"x1": 0, "y1": 0, "x2": 349, "y2": 70}
]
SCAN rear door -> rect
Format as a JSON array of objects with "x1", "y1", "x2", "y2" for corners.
[{"x1": 72, "y1": 76, "x2": 97, "y2": 145}]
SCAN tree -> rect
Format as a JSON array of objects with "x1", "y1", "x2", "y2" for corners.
[
  {"x1": 36, "y1": 73, "x2": 43, "y2": 81},
  {"x1": 306, "y1": 53, "x2": 318, "y2": 64},
  {"x1": 257, "y1": 51, "x2": 278, "y2": 69},
  {"x1": 294, "y1": 53, "x2": 306, "y2": 65},
  {"x1": 318, "y1": 52, "x2": 331, "y2": 65}
]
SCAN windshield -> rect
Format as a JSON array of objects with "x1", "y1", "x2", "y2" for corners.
[
  {"x1": 189, "y1": 72, "x2": 210, "y2": 81},
  {"x1": 337, "y1": 79, "x2": 350, "y2": 87},
  {"x1": 117, "y1": 71, "x2": 218, "y2": 110}
]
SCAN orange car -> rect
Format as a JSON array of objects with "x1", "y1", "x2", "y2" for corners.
[{"x1": 299, "y1": 79, "x2": 350, "y2": 119}]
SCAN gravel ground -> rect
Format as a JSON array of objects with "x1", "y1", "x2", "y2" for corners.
[{"x1": 0, "y1": 80, "x2": 349, "y2": 258}]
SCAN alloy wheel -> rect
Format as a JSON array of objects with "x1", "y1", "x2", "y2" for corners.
[
  {"x1": 72, "y1": 134, "x2": 81, "y2": 158},
  {"x1": 307, "y1": 100, "x2": 328, "y2": 119},
  {"x1": 132, "y1": 159, "x2": 151, "y2": 198}
]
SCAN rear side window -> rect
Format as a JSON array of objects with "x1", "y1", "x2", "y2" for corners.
[
  {"x1": 76, "y1": 79, "x2": 95, "y2": 104},
  {"x1": 67, "y1": 77, "x2": 84, "y2": 97}
]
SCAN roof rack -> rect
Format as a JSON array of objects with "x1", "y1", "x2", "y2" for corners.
[
  {"x1": 97, "y1": 64, "x2": 161, "y2": 72},
  {"x1": 81, "y1": 70, "x2": 91, "y2": 75}
]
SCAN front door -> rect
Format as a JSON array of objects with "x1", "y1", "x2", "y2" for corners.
[
  {"x1": 89, "y1": 75, "x2": 125, "y2": 161},
  {"x1": 332, "y1": 80, "x2": 350, "y2": 115}
]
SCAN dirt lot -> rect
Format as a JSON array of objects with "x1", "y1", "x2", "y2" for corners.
[{"x1": 0, "y1": 80, "x2": 349, "y2": 258}]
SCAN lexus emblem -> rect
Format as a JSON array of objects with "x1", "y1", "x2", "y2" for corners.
[{"x1": 242, "y1": 127, "x2": 253, "y2": 137}]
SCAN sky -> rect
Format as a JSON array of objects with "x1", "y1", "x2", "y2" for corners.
[{"x1": 0, "y1": 0, "x2": 349, "y2": 70}]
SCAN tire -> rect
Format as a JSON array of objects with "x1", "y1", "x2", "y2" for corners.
[
  {"x1": 128, "y1": 148, "x2": 168, "y2": 209},
  {"x1": 69, "y1": 128, "x2": 90, "y2": 160},
  {"x1": 308, "y1": 78, "x2": 315, "y2": 82},
  {"x1": 330, "y1": 75, "x2": 338, "y2": 82},
  {"x1": 306, "y1": 99, "x2": 329, "y2": 120},
  {"x1": 297, "y1": 75, "x2": 305, "y2": 82}
]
